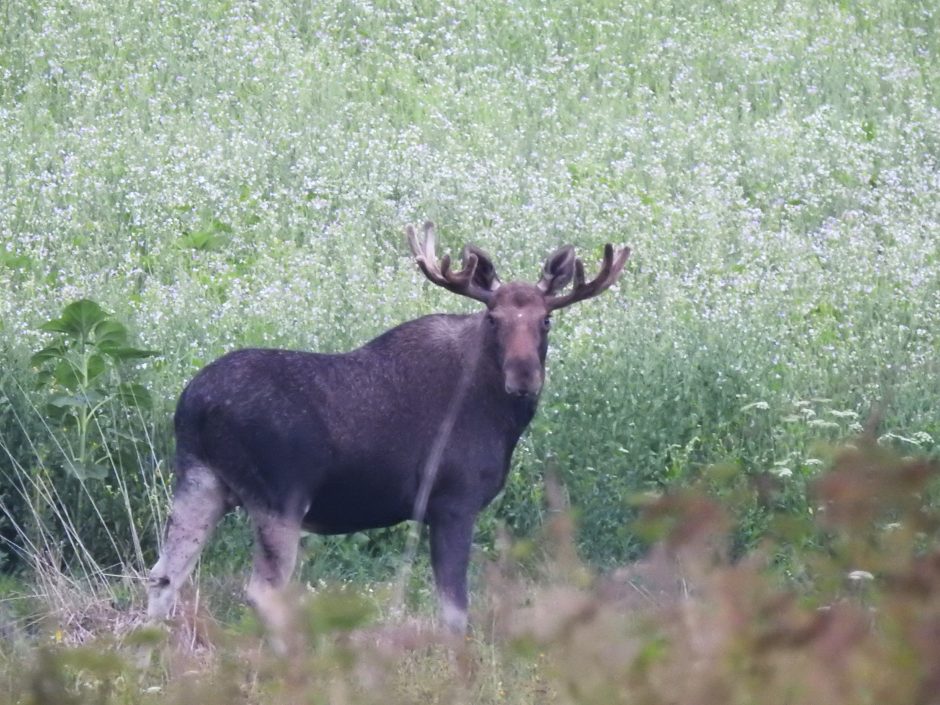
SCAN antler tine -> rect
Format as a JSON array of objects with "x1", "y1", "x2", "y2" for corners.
[
  {"x1": 406, "y1": 223, "x2": 427, "y2": 265},
  {"x1": 422, "y1": 221, "x2": 437, "y2": 268},
  {"x1": 407, "y1": 221, "x2": 448, "y2": 277},
  {"x1": 408, "y1": 222, "x2": 445, "y2": 280},
  {"x1": 546, "y1": 244, "x2": 631, "y2": 311},
  {"x1": 406, "y1": 223, "x2": 418, "y2": 255},
  {"x1": 442, "y1": 251, "x2": 483, "y2": 290},
  {"x1": 572, "y1": 258, "x2": 586, "y2": 289},
  {"x1": 405, "y1": 222, "x2": 493, "y2": 304},
  {"x1": 440, "y1": 252, "x2": 453, "y2": 277}
]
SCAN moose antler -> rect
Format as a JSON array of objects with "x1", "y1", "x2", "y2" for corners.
[
  {"x1": 406, "y1": 221, "x2": 497, "y2": 304},
  {"x1": 544, "y1": 244, "x2": 631, "y2": 311}
]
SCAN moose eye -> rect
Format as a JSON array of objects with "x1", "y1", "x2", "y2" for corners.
[
  {"x1": 543, "y1": 317, "x2": 552, "y2": 330},
  {"x1": 486, "y1": 313, "x2": 498, "y2": 327}
]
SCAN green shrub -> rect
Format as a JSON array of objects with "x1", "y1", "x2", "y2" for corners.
[{"x1": 0, "y1": 299, "x2": 166, "y2": 593}]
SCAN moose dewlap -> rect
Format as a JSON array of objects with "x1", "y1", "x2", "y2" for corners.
[{"x1": 147, "y1": 222, "x2": 630, "y2": 637}]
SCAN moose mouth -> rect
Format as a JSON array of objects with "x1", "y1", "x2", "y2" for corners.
[{"x1": 504, "y1": 384, "x2": 541, "y2": 399}]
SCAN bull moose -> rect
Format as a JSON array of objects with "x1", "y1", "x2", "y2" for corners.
[{"x1": 147, "y1": 222, "x2": 630, "y2": 637}]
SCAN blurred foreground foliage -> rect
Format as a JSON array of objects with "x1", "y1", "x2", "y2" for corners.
[{"x1": 4, "y1": 440, "x2": 940, "y2": 705}]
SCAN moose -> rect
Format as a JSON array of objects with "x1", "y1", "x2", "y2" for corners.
[{"x1": 147, "y1": 222, "x2": 630, "y2": 637}]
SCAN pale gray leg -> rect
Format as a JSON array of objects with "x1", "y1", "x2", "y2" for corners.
[
  {"x1": 147, "y1": 464, "x2": 229, "y2": 621},
  {"x1": 245, "y1": 512, "x2": 301, "y2": 647}
]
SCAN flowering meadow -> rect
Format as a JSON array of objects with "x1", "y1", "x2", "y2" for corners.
[{"x1": 1, "y1": 0, "x2": 939, "y2": 702}]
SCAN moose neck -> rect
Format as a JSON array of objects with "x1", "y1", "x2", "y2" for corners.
[{"x1": 373, "y1": 311, "x2": 541, "y2": 435}]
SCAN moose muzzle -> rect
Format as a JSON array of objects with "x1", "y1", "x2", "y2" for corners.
[{"x1": 503, "y1": 358, "x2": 543, "y2": 398}]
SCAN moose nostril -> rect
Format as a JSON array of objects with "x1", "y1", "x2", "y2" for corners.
[
  {"x1": 504, "y1": 375, "x2": 543, "y2": 398},
  {"x1": 505, "y1": 384, "x2": 538, "y2": 398}
]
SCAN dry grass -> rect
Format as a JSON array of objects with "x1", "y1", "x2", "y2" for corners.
[{"x1": 4, "y1": 441, "x2": 940, "y2": 705}]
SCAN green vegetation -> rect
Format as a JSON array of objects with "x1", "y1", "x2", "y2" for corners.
[{"x1": 1, "y1": 0, "x2": 938, "y2": 701}]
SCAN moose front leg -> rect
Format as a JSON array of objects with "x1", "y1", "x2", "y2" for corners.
[{"x1": 429, "y1": 514, "x2": 475, "y2": 633}]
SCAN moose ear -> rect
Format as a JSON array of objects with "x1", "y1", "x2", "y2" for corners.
[
  {"x1": 461, "y1": 245, "x2": 500, "y2": 291},
  {"x1": 536, "y1": 245, "x2": 576, "y2": 295}
]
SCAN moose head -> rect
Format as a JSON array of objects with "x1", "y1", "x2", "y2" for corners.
[{"x1": 407, "y1": 221, "x2": 631, "y2": 398}]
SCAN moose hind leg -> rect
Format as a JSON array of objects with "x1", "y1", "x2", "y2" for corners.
[
  {"x1": 245, "y1": 513, "x2": 301, "y2": 644},
  {"x1": 147, "y1": 463, "x2": 229, "y2": 622}
]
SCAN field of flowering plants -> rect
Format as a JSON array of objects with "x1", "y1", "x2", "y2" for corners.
[{"x1": 1, "y1": 0, "x2": 939, "y2": 701}]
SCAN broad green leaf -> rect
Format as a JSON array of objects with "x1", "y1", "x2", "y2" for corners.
[
  {"x1": 180, "y1": 219, "x2": 232, "y2": 251},
  {"x1": 180, "y1": 229, "x2": 227, "y2": 251},
  {"x1": 66, "y1": 461, "x2": 109, "y2": 481},
  {"x1": 98, "y1": 344, "x2": 159, "y2": 360},
  {"x1": 52, "y1": 360, "x2": 82, "y2": 390},
  {"x1": 86, "y1": 353, "x2": 106, "y2": 382},
  {"x1": 91, "y1": 319, "x2": 128, "y2": 348},
  {"x1": 62, "y1": 299, "x2": 111, "y2": 338},
  {"x1": 209, "y1": 218, "x2": 233, "y2": 234},
  {"x1": 39, "y1": 317, "x2": 72, "y2": 334},
  {"x1": 48, "y1": 394, "x2": 85, "y2": 408},
  {"x1": 40, "y1": 299, "x2": 111, "y2": 340},
  {"x1": 45, "y1": 402, "x2": 72, "y2": 423},
  {"x1": 30, "y1": 344, "x2": 66, "y2": 367},
  {"x1": 117, "y1": 383, "x2": 152, "y2": 410},
  {"x1": 0, "y1": 252, "x2": 34, "y2": 270},
  {"x1": 51, "y1": 355, "x2": 105, "y2": 389}
]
